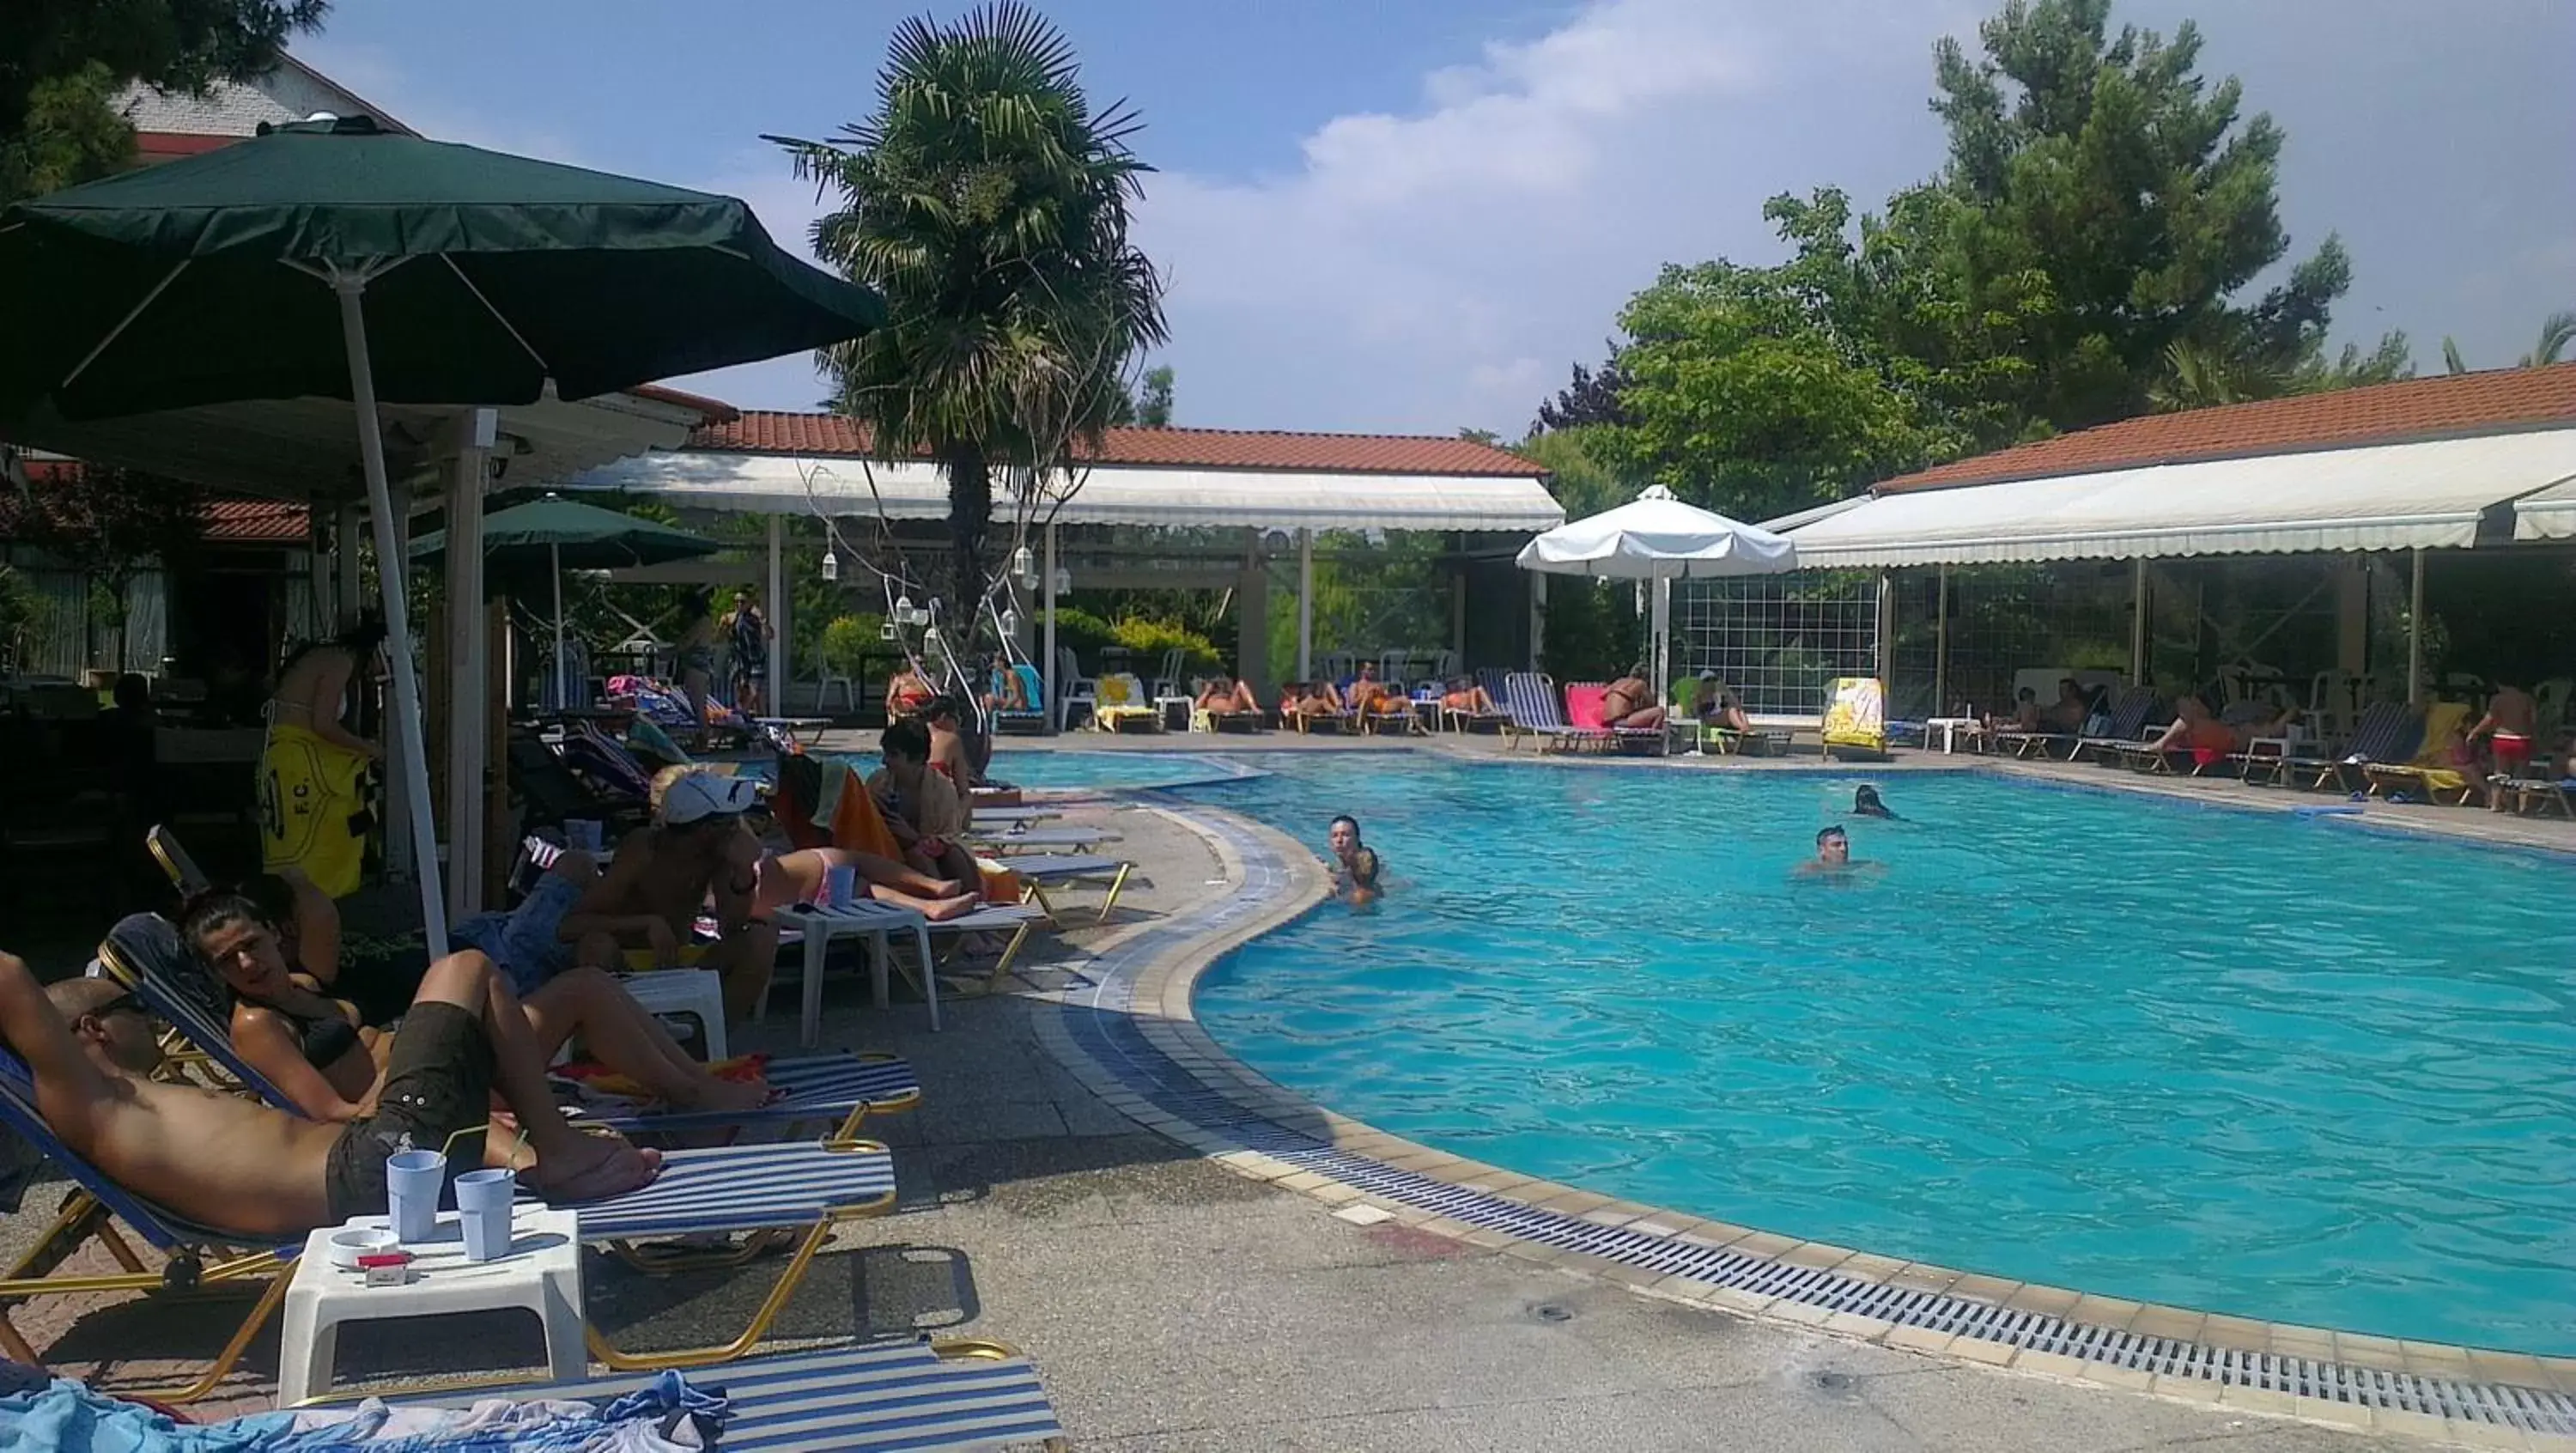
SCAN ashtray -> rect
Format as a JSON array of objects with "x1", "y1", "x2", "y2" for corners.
[{"x1": 327, "y1": 1225, "x2": 400, "y2": 1268}]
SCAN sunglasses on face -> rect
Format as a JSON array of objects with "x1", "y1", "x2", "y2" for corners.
[{"x1": 88, "y1": 991, "x2": 145, "y2": 1020}]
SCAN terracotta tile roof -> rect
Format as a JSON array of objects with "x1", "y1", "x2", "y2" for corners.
[
  {"x1": 685, "y1": 411, "x2": 1547, "y2": 477},
  {"x1": 1880, "y1": 362, "x2": 2576, "y2": 494}
]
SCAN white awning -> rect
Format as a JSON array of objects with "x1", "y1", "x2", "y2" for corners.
[
  {"x1": 1776, "y1": 429, "x2": 2576, "y2": 568},
  {"x1": 566, "y1": 449, "x2": 1564, "y2": 532},
  {"x1": 2512, "y1": 471, "x2": 2576, "y2": 540}
]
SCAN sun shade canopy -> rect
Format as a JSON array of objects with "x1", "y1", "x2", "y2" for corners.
[
  {"x1": 1516, "y1": 485, "x2": 1796, "y2": 578},
  {"x1": 567, "y1": 450, "x2": 1568, "y2": 533},
  {"x1": 1774, "y1": 429, "x2": 2576, "y2": 568}
]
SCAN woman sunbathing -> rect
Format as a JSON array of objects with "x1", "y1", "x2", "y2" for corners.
[
  {"x1": 183, "y1": 889, "x2": 770, "y2": 1127},
  {"x1": 1442, "y1": 678, "x2": 1499, "y2": 716},
  {"x1": 1197, "y1": 678, "x2": 1261, "y2": 716}
]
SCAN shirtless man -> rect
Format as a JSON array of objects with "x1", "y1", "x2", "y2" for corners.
[
  {"x1": 1794, "y1": 824, "x2": 1881, "y2": 878},
  {"x1": 868, "y1": 720, "x2": 981, "y2": 888},
  {"x1": 7, "y1": 950, "x2": 653, "y2": 1238},
  {"x1": 2045, "y1": 678, "x2": 2091, "y2": 731},
  {"x1": 1599, "y1": 669, "x2": 1666, "y2": 731},
  {"x1": 2467, "y1": 680, "x2": 2540, "y2": 810},
  {"x1": 558, "y1": 769, "x2": 781, "y2": 1019}
]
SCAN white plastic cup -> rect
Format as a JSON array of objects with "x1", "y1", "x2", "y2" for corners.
[
  {"x1": 384, "y1": 1149, "x2": 446, "y2": 1243},
  {"x1": 453, "y1": 1168, "x2": 515, "y2": 1262},
  {"x1": 824, "y1": 862, "x2": 858, "y2": 907}
]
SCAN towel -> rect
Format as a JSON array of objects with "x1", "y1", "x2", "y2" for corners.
[{"x1": 258, "y1": 722, "x2": 373, "y2": 899}]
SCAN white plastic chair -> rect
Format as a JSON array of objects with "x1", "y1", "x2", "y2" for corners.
[
  {"x1": 1055, "y1": 646, "x2": 1098, "y2": 732},
  {"x1": 818, "y1": 662, "x2": 858, "y2": 714},
  {"x1": 1150, "y1": 647, "x2": 1187, "y2": 702}
]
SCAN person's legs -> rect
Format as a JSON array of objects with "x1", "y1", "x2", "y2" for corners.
[
  {"x1": 703, "y1": 921, "x2": 779, "y2": 1020},
  {"x1": 522, "y1": 967, "x2": 764, "y2": 1110},
  {"x1": 1229, "y1": 681, "x2": 1259, "y2": 714},
  {"x1": 683, "y1": 668, "x2": 712, "y2": 749},
  {"x1": 863, "y1": 882, "x2": 982, "y2": 919},
  {"x1": 404, "y1": 950, "x2": 657, "y2": 1200}
]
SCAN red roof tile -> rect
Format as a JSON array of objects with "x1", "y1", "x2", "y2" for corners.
[
  {"x1": 1880, "y1": 362, "x2": 2576, "y2": 494},
  {"x1": 685, "y1": 411, "x2": 1546, "y2": 477}
]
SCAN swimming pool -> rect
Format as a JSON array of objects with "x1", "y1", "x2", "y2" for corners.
[
  {"x1": 988, "y1": 749, "x2": 1254, "y2": 792},
  {"x1": 1180, "y1": 755, "x2": 2576, "y2": 1354}
]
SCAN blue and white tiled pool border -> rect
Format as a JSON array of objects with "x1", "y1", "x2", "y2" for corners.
[{"x1": 1026, "y1": 794, "x2": 2576, "y2": 1450}]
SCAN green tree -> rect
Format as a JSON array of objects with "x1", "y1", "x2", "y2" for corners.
[
  {"x1": 1906, "y1": 0, "x2": 2396, "y2": 429},
  {"x1": 2443, "y1": 309, "x2": 2576, "y2": 374},
  {"x1": 2, "y1": 1, "x2": 328, "y2": 204},
  {"x1": 18, "y1": 465, "x2": 204, "y2": 667},
  {"x1": 783, "y1": 1, "x2": 1166, "y2": 671}
]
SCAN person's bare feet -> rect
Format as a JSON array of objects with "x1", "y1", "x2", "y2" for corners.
[
  {"x1": 685, "y1": 1074, "x2": 772, "y2": 1115},
  {"x1": 921, "y1": 893, "x2": 981, "y2": 921},
  {"x1": 527, "y1": 1132, "x2": 660, "y2": 1202}
]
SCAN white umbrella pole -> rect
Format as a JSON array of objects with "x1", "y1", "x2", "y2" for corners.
[
  {"x1": 1652, "y1": 574, "x2": 1670, "y2": 695},
  {"x1": 333, "y1": 273, "x2": 447, "y2": 956},
  {"x1": 552, "y1": 542, "x2": 567, "y2": 709}
]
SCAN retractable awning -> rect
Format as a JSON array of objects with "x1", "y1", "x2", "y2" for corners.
[
  {"x1": 566, "y1": 449, "x2": 1565, "y2": 533},
  {"x1": 1776, "y1": 429, "x2": 2576, "y2": 568},
  {"x1": 2512, "y1": 470, "x2": 2576, "y2": 540}
]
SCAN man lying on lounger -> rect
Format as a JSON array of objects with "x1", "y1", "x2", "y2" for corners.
[{"x1": 0, "y1": 948, "x2": 656, "y2": 1238}]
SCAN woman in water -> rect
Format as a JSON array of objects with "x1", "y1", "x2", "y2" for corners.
[{"x1": 1851, "y1": 785, "x2": 1899, "y2": 819}]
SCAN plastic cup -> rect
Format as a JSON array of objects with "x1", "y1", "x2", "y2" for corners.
[
  {"x1": 824, "y1": 862, "x2": 858, "y2": 907},
  {"x1": 384, "y1": 1149, "x2": 446, "y2": 1243},
  {"x1": 453, "y1": 1168, "x2": 515, "y2": 1262}
]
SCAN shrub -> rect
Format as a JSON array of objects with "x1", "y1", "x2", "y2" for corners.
[
  {"x1": 820, "y1": 614, "x2": 888, "y2": 674},
  {"x1": 1111, "y1": 616, "x2": 1224, "y2": 672},
  {"x1": 1042, "y1": 605, "x2": 1117, "y2": 658}
]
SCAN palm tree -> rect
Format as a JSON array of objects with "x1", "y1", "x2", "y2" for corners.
[
  {"x1": 780, "y1": 1, "x2": 1165, "y2": 659},
  {"x1": 2442, "y1": 309, "x2": 2576, "y2": 374},
  {"x1": 2148, "y1": 338, "x2": 2285, "y2": 412}
]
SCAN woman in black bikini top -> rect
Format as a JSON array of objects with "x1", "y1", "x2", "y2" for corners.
[{"x1": 181, "y1": 891, "x2": 386, "y2": 1115}]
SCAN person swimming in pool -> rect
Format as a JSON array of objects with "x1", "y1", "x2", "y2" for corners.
[
  {"x1": 1325, "y1": 814, "x2": 1385, "y2": 901},
  {"x1": 1850, "y1": 785, "x2": 1899, "y2": 820},
  {"x1": 1795, "y1": 824, "x2": 1880, "y2": 878},
  {"x1": 1343, "y1": 847, "x2": 1383, "y2": 908}
]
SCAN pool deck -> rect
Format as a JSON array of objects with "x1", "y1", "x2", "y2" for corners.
[{"x1": 6, "y1": 732, "x2": 2567, "y2": 1448}]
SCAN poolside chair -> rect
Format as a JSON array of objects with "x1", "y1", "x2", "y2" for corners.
[
  {"x1": 1564, "y1": 683, "x2": 1664, "y2": 754},
  {"x1": 560, "y1": 717, "x2": 657, "y2": 799},
  {"x1": 1820, "y1": 678, "x2": 1888, "y2": 761},
  {"x1": 2361, "y1": 702, "x2": 2478, "y2": 803},
  {"x1": 1053, "y1": 647, "x2": 1097, "y2": 733},
  {"x1": 506, "y1": 731, "x2": 651, "y2": 835},
  {"x1": 1497, "y1": 672, "x2": 1591, "y2": 752},
  {"x1": 964, "y1": 822, "x2": 1120, "y2": 852},
  {"x1": 2069, "y1": 687, "x2": 2160, "y2": 763},
  {"x1": 1090, "y1": 672, "x2": 1158, "y2": 733},
  {"x1": 0, "y1": 1050, "x2": 296, "y2": 1401},
  {"x1": 993, "y1": 662, "x2": 1048, "y2": 736},
  {"x1": 95, "y1": 913, "x2": 923, "y2": 1141},
  {"x1": 2269, "y1": 701, "x2": 2421, "y2": 792},
  {"x1": 377, "y1": 1337, "x2": 1069, "y2": 1446},
  {"x1": 1004, "y1": 852, "x2": 1137, "y2": 925}
]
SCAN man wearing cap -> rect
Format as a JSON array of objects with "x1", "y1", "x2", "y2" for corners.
[
  {"x1": 1691, "y1": 671, "x2": 1753, "y2": 735},
  {"x1": 558, "y1": 768, "x2": 781, "y2": 1019}
]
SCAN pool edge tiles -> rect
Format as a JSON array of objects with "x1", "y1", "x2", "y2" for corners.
[{"x1": 1024, "y1": 795, "x2": 2576, "y2": 1449}]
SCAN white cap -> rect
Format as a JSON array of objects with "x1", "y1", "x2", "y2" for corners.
[{"x1": 659, "y1": 771, "x2": 758, "y2": 825}]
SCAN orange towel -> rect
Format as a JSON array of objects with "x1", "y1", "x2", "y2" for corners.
[
  {"x1": 976, "y1": 859, "x2": 1024, "y2": 905},
  {"x1": 828, "y1": 765, "x2": 904, "y2": 860}
]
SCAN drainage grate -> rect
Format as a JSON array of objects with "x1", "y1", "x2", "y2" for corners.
[{"x1": 1059, "y1": 806, "x2": 2576, "y2": 1439}]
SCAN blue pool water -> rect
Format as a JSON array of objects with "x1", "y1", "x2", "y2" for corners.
[
  {"x1": 987, "y1": 749, "x2": 1249, "y2": 792},
  {"x1": 1174, "y1": 755, "x2": 2576, "y2": 1353}
]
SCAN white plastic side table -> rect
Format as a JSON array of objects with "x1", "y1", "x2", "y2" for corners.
[
  {"x1": 1924, "y1": 717, "x2": 1981, "y2": 753},
  {"x1": 773, "y1": 900, "x2": 938, "y2": 1045},
  {"x1": 276, "y1": 1205, "x2": 583, "y2": 1407},
  {"x1": 615, "y1": 968, "x2": 727, "y2": 1061}
]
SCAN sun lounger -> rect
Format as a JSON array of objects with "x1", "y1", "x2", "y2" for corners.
[
  {"x1": 95, "y1": 914, "x2": 922, "y2": 1140},
  {"x1": 1820, "y1": 678, "x2": 1888, "y2": 760},
  {"x1": 774, "y1": 899, "x2": 1048, "y2": 1001},
  {"x1": 2270, "y1": 702, "x2": 2421, "y2": 792},
  {"x1": 2070, "y1": 687, "x2": 2160, "y2": 763},
  {"x1": 2360, "y1": 702, "x2": 2478, "y2": 803},
  {"x1": 1498, "y1": 672, "x2": 1599, "y2": 752},
  {"x1": 382, "y1": 1337, "x2": 1069, "y2": 1447},
  {"x1": 1564, "y1": 683, "x2": 1666, "y2": 754},
  {"x1": 993, "y1": 662, "x2": 1048, "y2": 736},
  {"x1": 1002, "y1": 852, "x2": 1136, "y2": 925},
  {"x1": 2494, "y1": 775, "x2": 2576, "y2": 817},
  {"x1": 965, "y1": 824, "x2": 1119, "y2": 851}
]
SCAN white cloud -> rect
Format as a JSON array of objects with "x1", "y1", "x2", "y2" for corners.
[{"x1": 1135, "y1": 0, "x2": 1962, "y2": 436}]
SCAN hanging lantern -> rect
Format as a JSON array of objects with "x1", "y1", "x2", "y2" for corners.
[
  {"x1": 1050, "y1": 567, "x2": 1072, "y2": 596},
  {"x1": 999, "y1": 608, "x2": 1023, "y2": 637},
  {"x1": 878, "y1": 621, "x2": 898, "y2": 641},
  {"x1": 819, "y1": 549, "x2": 839, "y2": 582},
  {"x1": 1010, "y1": 544, "x2": 1036, "y2": 583},
  {"x1": 893, "y1": 593, "x2": 914, "y2": 621}
]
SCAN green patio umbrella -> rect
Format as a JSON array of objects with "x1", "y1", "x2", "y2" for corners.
[
  {"x1": 410, "y1": 494, "x2": 720, "y2": 707},
  {"x1": 0, "y1": 113, "x2": 882, "y2": 952}
]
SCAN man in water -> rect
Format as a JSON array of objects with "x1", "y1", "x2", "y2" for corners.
[
  {"x1": 3, "y1": 948, "x2": 655, "y2": 1238},
  {"x1": 1795, "y1": 824, "x2": 1880, "y2": 878}
]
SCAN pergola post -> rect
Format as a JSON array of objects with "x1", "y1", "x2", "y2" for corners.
[
  {"x1": 1874, "y1": 572, "x2": 1895, "y2": 688},
  {"x1": 1042, "y1": 521, "x2": 1060, "y2": 732},
  {"x1": 380, "y1": 479, "x2": 415, "y2": 884},
  {"x1": 334, "y1": 502, "x2": 364, "y2": 625},
  {"x1": 1933, "y1": 564, "x2": 1949, "y2": 714},
  {"x1": 764, "y1": 514, "x2": 785, "y2": 714},
  {"x1": 2408, "y1": 547, "x2": 2426, "y2": 705},
  {"x1": 1528, "y1": 570, "x2": 1546, "y2": 671},
  {"x1": 439, "y1": 410, "x2": 493, "y2": 920},
  {"x1": 1295, "y1": 526, "x2": 1313, "y2": 679},
  {"x1": 2129, "y1": 557, "x2": 2148, "y2": 685}
]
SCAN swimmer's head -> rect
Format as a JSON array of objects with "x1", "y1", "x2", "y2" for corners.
[
  {"x1": 1815, "y1": 824, "x2": 1850, "y2": 865},
  {"x1": 1327, "y1": 815, "x2": 1361, "y2": 860},
  {"x1": 1853, "y1": 785, "x2": 1886, "y2": 815},
  {"x1": 1349, "y1": 847, "x2": 1381, "y2": 888}
]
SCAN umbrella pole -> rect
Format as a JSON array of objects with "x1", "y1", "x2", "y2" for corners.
[
  {"x1": 1652, "y1": 575, "x2": 1670, "y2": 697},
  {"x1": 552, "y1": 542, "x2": 567, "y2": 710},
  {"x1": 333, "y1": 271, "x2": 448, "y2": 956}
]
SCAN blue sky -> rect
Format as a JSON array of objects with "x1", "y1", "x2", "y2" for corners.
[{"x1": 296, "y1": 0, "x2": 2575, "y2": 437}]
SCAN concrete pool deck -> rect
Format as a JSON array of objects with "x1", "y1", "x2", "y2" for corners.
[{"x1": 4, "y1": 733, "x2": 2565, "y2": 1448}]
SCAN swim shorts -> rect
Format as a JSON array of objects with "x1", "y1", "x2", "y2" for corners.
[
  {"x1": 2494, "y1": 733, "x2": 2533, "y2": 775},
  {"x1": 321, "y1": 1002, "x2": 493, "y2": 1223}
]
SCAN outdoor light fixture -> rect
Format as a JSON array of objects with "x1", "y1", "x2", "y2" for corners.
[
  {"x1": 999, "y1": 608, "x2": 1022, "y2": 637},
  {"x1": 1051, "y1": 567, "x2": 1072, "y2": 596},
  {"x1": 893, "y1": 593, "x2": 914, "y2": 620},
  {"x1": 1010, "y1": 544, "x2": 1036, "y2": 581},
  {"x1": 819, "y1": 549, "x2": 838, "y2": 582},
  {"x1": 879, "y1": 621, "x2": 898, "y2": 641}
]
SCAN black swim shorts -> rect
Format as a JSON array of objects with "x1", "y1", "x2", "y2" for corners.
[{"x1": 321, "y1": 1001, "x2": 494, "y2": 1223}]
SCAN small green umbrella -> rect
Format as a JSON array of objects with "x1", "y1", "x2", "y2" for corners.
[
  {"x1": 0, "y1": 113, "x2": 880, "y2": 952},
  {"x1": 410, "y1": 495, "x2": 720, "y2": 706}
]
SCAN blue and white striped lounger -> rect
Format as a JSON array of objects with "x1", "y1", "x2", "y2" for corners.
[
  {"x1": 967, "y1": 825, "x2": 1118, "y2": 852},
  {"x1": 392, "y1": 1338, "x2": 1066, "y2": 1450},
  {"x1": 97, "y1": 914, "x2": 923, "y2": 1138},
  {"x1": 999, "y1": 854, "x2": 1135, "y2": 925}
]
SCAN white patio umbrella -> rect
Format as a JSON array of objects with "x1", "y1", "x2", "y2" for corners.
[{"x1": 1515, "y1": 485, "x2": 1799, "y2": 690}]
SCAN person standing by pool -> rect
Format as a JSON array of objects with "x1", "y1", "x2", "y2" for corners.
[
  {"x1": 2466, "y1": 680, "x2": 2538, "y2": 809},
  {"x1": 721, "y1": 587, "x2": 772, "y2": 719},
  {"x1": 672, "y1": 590, "x2": 719, "y2": 751}
]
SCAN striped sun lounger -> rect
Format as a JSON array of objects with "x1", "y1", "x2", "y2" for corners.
[
  {"x1": 1003, "y1": 852, "x2": 1136, "y2": 925},
  {"x1": 1499, "y1": 672, "x2": 1600, "y2": 752},
  {"x1": 95, "y1": 914, "x2": 922, "y2": 1139},
  {"x1": 390, "y1": 1337, "x2": 1066, "y2": 1449},
  {"x1": 967, "y1": 824, "x2": 1120, "y2": 852}
]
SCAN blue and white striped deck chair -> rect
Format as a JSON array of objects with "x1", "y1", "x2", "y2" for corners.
[
  {"x1": 96, "y1": 914, "x2": 922, "y2": 1140},
  {"x1": 387, "y1": 1337, "x2": 1067, "y2": 1448},
  {"x1": 1000, "y1": 852, "x2": 1135, "y2": 926},
  {"x1": 1499, "y1": 672, "x2": 1595, "y2": 752},
  {"x1": 0, "y1": 1049, "x2": 298, "y2": 1401}
]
